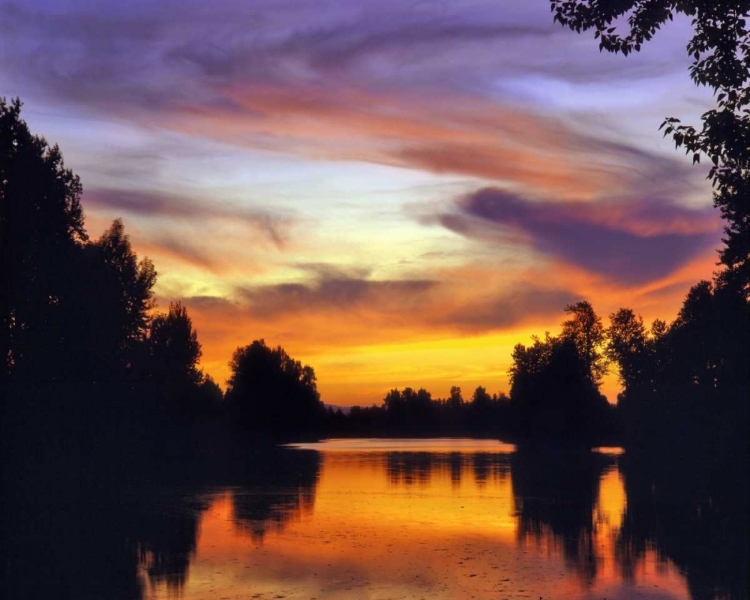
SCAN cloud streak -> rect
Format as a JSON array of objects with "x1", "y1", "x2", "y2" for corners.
[
  {"x1": 438, "y1": 188, "x2": 719, "y2": 285},
  {"x1": 235, "y1": 265, "x2": 437, "y2": 319},
  {"x1": 2, "y1": 0, "x2": 704, "y2": 202},
  {"x1": 1, "y1": 0, "x2": 692, "y2": 108},
  {"x1": 84, "y1": 187, "x2": 289, "y2": 249},
  {"x1": 203, "y1": 263, "x2": 580, "y2": 337}
]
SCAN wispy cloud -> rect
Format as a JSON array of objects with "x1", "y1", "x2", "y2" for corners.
[
  {"x1": 436, "y1": 286, "x2": 578, "y2": 330},
  {"x1": 235, "y1": 265, "x2": 437, "y2": 318},
  {"x1": 1, "y1": 0, "x2": 692, "y2": 108},
  {"x1": 185, "y1": 262, "x2": 581, "y2": 338},
  {"x1": 437, "y1": 188, "x2": 719, "y2": 285},
  {"x1": 85, "y1": 187, "x2": 290, "y2": 249}
]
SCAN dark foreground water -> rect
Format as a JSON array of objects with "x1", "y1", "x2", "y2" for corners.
[{"x1": 5, "y1": 438, "x2": 747, "y2": 599}]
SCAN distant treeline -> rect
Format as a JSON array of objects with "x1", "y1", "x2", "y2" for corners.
[
  {"x1": 327, "y1": 386, "x2": 513, "y2": 438},
  {"x1": 327, "y1": 301, "x2": 618, "y2": 442},
  {"x1": 1, "y1": 97, "x2": 748, "y2": 461},
  {"x1": 328, "y1": 283, "x2": 748, "y2": 450}
]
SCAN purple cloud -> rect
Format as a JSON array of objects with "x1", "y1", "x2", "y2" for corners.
[
  {"x1": 440, "y1": 188, "x2": 720, "y2": 285},
  {"x1": 0, "y1": 0, "x2": 693, "y2": 115},
  {"x1": 84, "y1": 187, "x2": 289, "y2": 248},
  {"x1": 235, "y1": 265, "x2": 437, "y2": 318}
]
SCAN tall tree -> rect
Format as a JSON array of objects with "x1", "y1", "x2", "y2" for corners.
[
  {"x1": 447, "y1": 386, "x2": 464, "y2": 410},
  {"x1": 149, "y1": 302, "x2": 224, "y2": 417},
  {"x1": 561, "y1": 301, "x2": 607, "y2": 385},
  {"x1": 550, "y1": 0, "x2": 750, "y2": 289},
  {"x1": 149, "y1": 302, "x2": 202, "y2": 387},
  {"x1": 606, "y1": 308, "x2": 649, "y2": 392},
  {"x1": 509, "y1": 333, "x2": 611, "y2": 441},
  {"x1": 668, "y1": 279, "x2": 748, "y2": 393},
  {"x1": 80, "y1": 219, "x2": 156, "y2": 380},
  {"x1": 225, "y1": 340, "x2": 323, "y2": 436},
  {"x1": 0, "y1": 98, "x2": 87, "y2": 381}
]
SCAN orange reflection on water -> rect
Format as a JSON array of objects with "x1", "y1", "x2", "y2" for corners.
[{"x1": 146, "y1": 440, "x2": 693, "y2": 600}]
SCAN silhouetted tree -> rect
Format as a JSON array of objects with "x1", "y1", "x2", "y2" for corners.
[
  {"x1": 0, "y1": 99, "x2": 165, "y2": 385},
  {"x1": 225, "y1": 340, "x2": 324, "y2": 436},
  {"x1": 466, "y1": 385, "x2": 511, "y2": 434},
  {"x1": 148, "y1": 301, "x2": 223, "y2": 417},
  {"x1": 551, "y1": 1, "x2": 750, "y2": 287},
  {"x1": 510, "y1": 333, "x2": 611, "y2": 441},
  {"x1": 194, "y1": 374, "x2": 223, "y2": 415},
  {"x1": 509, "y1": 302, "x2": 614, "y2": 442},
  {"x1": 447, "y1": 385, "x2": 463, "y2": 410},
  {"x1": 561, "y1": 300, "x2": 607, "y2": 385},
  {"x1": 444, "y1": 385, "x2": 466, "y2": 430},
  {"x1": 81, "y1": 219, "x2": 156, "y2": 380},
  {"x1": 150, "y1": 302, "x2": 202, "y2": 387},
  {"x1": 381, "y1": 387, "x2": 439, "y2": 432},
  {"x1": 1, "y1": 97, "x2": 87, "y2": 382},
  {"x1": 666, "y1": 278, "x2": 748, "y2": 408},
  {"x1": 336, "y1": 403, "x2": 387, "y2": 434},
  {"x1": 328, "y1": 383, "x2": 515, "y2": 437},
  {"x1": 606, "y1": 308, "x2": 649, "y2": 392},
  {"x1": 469, "y1": 385, "x2": 492, "y2": 432},
  {"x1": 471, "y1": 385, "x2": 492, "y2": 410},
  {"x1": 607, "y1": 278, "x2": 748, "y2": 447}
]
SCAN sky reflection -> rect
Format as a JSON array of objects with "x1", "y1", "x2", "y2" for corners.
[{"x1": 142, "y1": 441, "x2": 692, "y2": 600}]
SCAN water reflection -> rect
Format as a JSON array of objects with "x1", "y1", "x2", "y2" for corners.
[
  {"x1": 5, "y1": 439, "x2": 746, "y2": 599},
  {"x1": 135, "y1": 493, "x2": 208, "y2": 593},
  {"x1": 616, "y1": 450, "x2": 748, "y2": 600},
  {"x1": 511, "y1": 446, "x2": 610, "y2": 586},
  {"x1": 231, "y1": 450, "x2": 321, "y2": 542},
  {"x1": 4, "y1": 485, "x2": 208, "y2": 600},
  {"x1": 385, "y1": 451, "x2": 511, "y2": 488}
]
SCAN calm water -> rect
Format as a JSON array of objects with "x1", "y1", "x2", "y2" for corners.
[{"x1": 7, "y1": 438, "x2": 746, "y2": 599}]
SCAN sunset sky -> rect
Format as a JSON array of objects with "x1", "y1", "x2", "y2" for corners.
[{"x1": 0, "y1": 0, "x2": 722, "y2": 405}]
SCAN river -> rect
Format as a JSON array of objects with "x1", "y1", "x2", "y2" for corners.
[{"x1": 6, "y1": 438, "x2": 746, "y2": 599}]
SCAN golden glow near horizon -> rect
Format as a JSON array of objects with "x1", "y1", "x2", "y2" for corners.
[{"x1": 141, "y1": 442, "x2": 691, "y2": 599}]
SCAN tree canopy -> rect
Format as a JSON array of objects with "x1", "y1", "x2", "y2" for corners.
[
  {"x1": 561, "y1": 300, "x2": 608, "y2": 385},
  {"x1": 81, "y1": 219, "x2": 157, "y2": 381},
  {"x1": 508, "y1": 302, "x2": 614, "y2": 441},
  {"x1": 149, "y1": 301, "x2": 202, "y2": 387},
  {"x1": 1, "y1": 98, "x2": 87, "y2": 381},
  {"x1": 225, "y1": 340, "x2": 324, "y2": 436}
]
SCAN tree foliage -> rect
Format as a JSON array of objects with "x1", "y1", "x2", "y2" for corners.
[
  {"x1": 0, "y1": 98, "x2": 216, "y2": 415},
  {"x1": 225, "y1": 340, "x2": 324, "y2": 436},
  {"x1": 1, "y1": 97, "x2": 87, "y2": 380},
  {"x1": 606, "y1": 308, "x2": 650, "y2": 391},
  {"x1": 80, "y1": 219, "x2": 157, "y2": 380},
  {"x1": 383, "y1": 387, "x2": 437, "y2": 431},
  {"x1": 150, "y1": 301, "x2": 202, "y2": 386},
  {"x1": 148, "y1": 302, "x2": 224, "y2": 417},
  {"x1": 607, "y1": 279, "x2": 748, "y2": 443},
  {"x1": 561, "y1": 300, "x2": 608, "y2": 384},
  {"x1": 508, "y1": 302, "x2": 614, "y2": 441},
  {"x1": 509, "y1": 333, "x2": 612, "y2": 440},
  {"x1": 551, "y1": 0, "x2": 750, "y2": 287}
]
